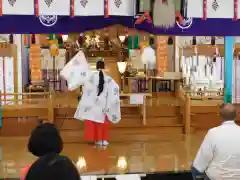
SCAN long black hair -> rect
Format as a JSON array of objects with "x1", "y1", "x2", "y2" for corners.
[{"x1": 96, "y1": 60, "x2": 105, "y2": 96}]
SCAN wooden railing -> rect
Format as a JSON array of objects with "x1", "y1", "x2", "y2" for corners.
[
  {"x1": 176, "y1": 86, "x2": 191, "y2": 134},
  {"x1": 0, "y1": 92, "x2": 54, "y2": 123},
  {"x1": 120, "y1": 93, "x2": 152, "y2": 125},
  {"x1": 0, "y1": 92, "x2": 152, "y2": 126},
  {"x1": 185, "y1": 90, "x2": 224, "y2": 100}
]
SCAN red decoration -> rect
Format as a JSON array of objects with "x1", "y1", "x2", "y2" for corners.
[
  {"x1": 162, "y1": 0, "x2": 168, "y2": 4},
  {"x1": 0, "y1": 0, "x2": 2, "y2": 16},
  {"x1": 135, "y1": 11, "x2": 152, "y2": 24},
  {"x1": 105, "y1": 0, "x2": 108, "y2": 18},
  {"x1": 71, "y1": 0, "x2": 74, "y2": 17},
  {"x1": 35, "y1": 0, "x2": 39, "y2": 16},
  {"x1": 203, "y1": 0, "x2": 207, "y2": 20},
  {"x1": 234, "y1": 0, "x2": 238, "y2": 21},
  {"x1": 175, "y1": 11, "x2": 183, "y2": 25}
]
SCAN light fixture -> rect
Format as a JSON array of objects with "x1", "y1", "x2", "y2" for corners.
[
  {"x1": 119, "y1": 35, "x2": 126, "y2": 43},
  {"x1": 117, "y1": 62, "x2": 127, "y2": 92},
  {"x1": 76, "y1": 156, "x2": 87, "y2": 170},
  {"x1": 117, "y1": 62, "x2": 127, "y2": 74},
  {"x1": 117, "y1": 156, "x2": 127, "y2": 170},
  {"x1": 62, "y1": 35, "x2": 68, "y2": 42}
]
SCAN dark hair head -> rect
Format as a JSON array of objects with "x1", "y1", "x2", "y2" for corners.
[
  {"x1": 96, "y1": 60, "x2": 105, "y2": 96},
  {"x1": 28, "y1": 123, "x2": 63, "y2": 157},
  {"x1": 25, "y1": 154, "x2": 80, "y2": 180},
  {"x1": 219, "y1": 103, "x2": 237, "y2": 121}
]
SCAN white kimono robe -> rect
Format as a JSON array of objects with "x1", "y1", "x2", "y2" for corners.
[{"x1": 60, "y1": 51, "x2": 121, "y2": 124}]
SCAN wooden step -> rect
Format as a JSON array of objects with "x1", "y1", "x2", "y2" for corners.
[
  {"x1": 147, "y1": 106, "x2": 181, "y2": 117},
  {"x1": 146, "y1": 115, "x2": 183, "y2": 125},
  {"x1": 55, "y1": 107, "x2": 141, "y2": 117},
  {"x1": 60, "y1": 126, "x2": 185, "y2": 143}
]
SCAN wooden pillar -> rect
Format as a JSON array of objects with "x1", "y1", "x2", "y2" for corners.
[
  {"x1": 48, "y1": 92, "x2": 55, "y2": 123},
  {"x1": 156, "y1": 36, "x2": 168, "y2": 75},
  {"x1": 184, "y1": 94, "x2": 191, "y2": 134}
]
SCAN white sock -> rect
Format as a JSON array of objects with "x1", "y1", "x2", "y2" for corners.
[
  {"x1": 102, "y1": 140, "x2": 109, "y2": 146},
  {"x1": 95, "y1": 141, "x2": 102, "y2": 145}
]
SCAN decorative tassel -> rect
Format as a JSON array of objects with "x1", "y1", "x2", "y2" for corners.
[
  {"x1": 234, "y1": 0, "x2": 238, "y2": 21},
  {"x1": 24, "y1": 35, "x2": 28, "y2": 46},
  {"x1": 192, "y1": 36, "x2": 197, "y2": 45},
  {"x1": 213, "y1": 54, "x2": 216, "y2": 62},
  {"x1": 128, "y1": 36, "x2": 133, "y2": 56},
  {"x1": 49, "y1": 34, "x2": 55, "y2": 40},
  {"x1": 104, "y1": 36, "x2": 109, "y2": 50},
  {"x1": 58, "y1": 35, "x2": 63, "y2": 45},
  {"x1": 135, "y1": 11, "x2": 152, "y2": 24},
  {"x1": 9, "y1": 34, "x2": 14, "y2": 44},
  {"x1": 31, "y1": 34, "x2": 36, "y2": 44},
  {"x1": 211, "y1": 37, "x2": 216, "y2": 45},
  {"x1": 203, "y1": 0, "x2": 207, "y2": 20},
  {"x1": 71, "y1": 0, "x2": 74, "y2": 17},
  {"x1": 78, "y1": 34, "x2": 84, "y2": 48},
  {"x1": 153, "y1": 0, "x2": 175, "y2": 28},
  {"x1": 35, "y1": 0, "x2": 39, "y2": 16},
  {"x1": 134, "y1": 36, "x2": 139, "y2": 49},
  {"x1": 123, "y1": 28, "x2": 129, "y2": 46},
  {"x1": 149, "y1": 37, "x2": 155, "y2": 46},
  {"x1": 0, "y1": 0, "x2": 2, "y2": 16},
  {"x1": 167, "y1": 37, "x2": 173, "y2": 45},
  {"x1": 175, "y1": 11, "x2": 183, "y2": 25},
  {"x1": 104, "y1": 0, "x2": 109, "y2": 18}
]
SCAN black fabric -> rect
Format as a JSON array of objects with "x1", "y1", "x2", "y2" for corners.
[{"x1": 25, "y1": 154, "x2": 80, "y2": 180}]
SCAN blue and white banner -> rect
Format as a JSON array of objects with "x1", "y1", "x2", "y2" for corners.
[
  {"x1": 74, "y1": 0, "x2": 104, "y2": 16},
  {"x1": 39, "y1": 0, "x2": 70, "y2": 15},
  {"x1": 2, "y1": 0, "x2": 34, "y2": 15},
  {"x1": 187, "y1": 0, "x2": 235, "y2": 19},
  {"x1": 108, "y1": 0, "x2": 134, "y2": 16}
]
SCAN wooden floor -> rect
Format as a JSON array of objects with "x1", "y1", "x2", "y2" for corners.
[{"x1": 0, "y1": 132, "x2": 207, "y2": 178}]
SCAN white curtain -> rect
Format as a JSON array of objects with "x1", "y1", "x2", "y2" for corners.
[
  {"x1": 187, "y1": 0, "x2": 235, "y2": 19},
  {"x1": 2, "y1": 0, "x2": 34, "y2": 15},
  {"x1": 39, "y1": 0, "x2": 70, "y2": 15},
  {"x1": 108, "y1": 0, "x2": 135, "y2": 16},
  {"x1": 74, "y1": 0, "x2": 104, "y2": 16}
]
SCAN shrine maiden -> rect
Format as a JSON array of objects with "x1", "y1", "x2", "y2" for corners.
[{"x1": 60, "y1": 51, "x2": 121, "y2": 146}]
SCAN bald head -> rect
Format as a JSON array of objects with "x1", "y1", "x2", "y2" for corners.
[{"x1": 219, "y1": 103, "x2": 237, "y2": 121}]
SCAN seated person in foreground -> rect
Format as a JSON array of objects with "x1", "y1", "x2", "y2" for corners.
[
  {"x1": 25, "y1": 153, "x2": 80, "y2": 180},
  {"x1": 21, "y1": 123, "x2": 63, "y2": 180},
  {"x1": 192, "y1": 104, "x2": 240, "y2": 180}
]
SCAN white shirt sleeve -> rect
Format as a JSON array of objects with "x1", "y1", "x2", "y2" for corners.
[{"x1": 193, "y1": 130, "x2": 214, "y2": 172}]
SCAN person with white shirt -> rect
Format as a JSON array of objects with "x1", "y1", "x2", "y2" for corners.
[{"x1": 192, "y1": 103, "x2": 240, "y2": 180}]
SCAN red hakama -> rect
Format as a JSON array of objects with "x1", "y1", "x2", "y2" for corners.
[{"x1": 84, "y1": 116, "x2": 110, "y2": 141}]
